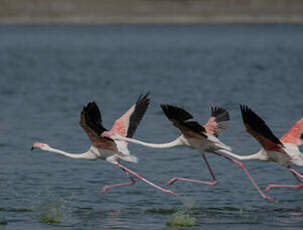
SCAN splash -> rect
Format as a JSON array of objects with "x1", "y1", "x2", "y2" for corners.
[
  {"x1": 34, "y1": 193, "x2": 73, "y2": 224},
  {"x1": 0, "y1": 207, "x2": 7, "y2": 225},
  {"x1": 165, "y1": 194, "x2": 198, "y2": 227},
  {"x1": 0, "y1": 217, "x2": 7, "y2": 225},
  {"x1": 166, "y1": 210, "x2": 196, "y2": 227}
]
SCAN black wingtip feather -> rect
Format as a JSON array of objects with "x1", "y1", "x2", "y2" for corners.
[
  {"x1": 161, "y1": 104, "x2": 206, "y2": 136},
  {"x1": 136, "y1": 92, "x2": 151, "y2": 104},
  {"x1": 127, "y1": 92, "x2": 151, "y2": 138},
  {"x1": 239, "y1": 104, "x2": 282, "y2": 145},
  {"x1": 81, "y1": 101, "x2": 106, "y2": 135},
  {"x1": 211, "y1": 106, "x2": 230, "y2": 122},
  {"x1": 161, "y1": 104, "x2": 193, "y2": 122}
]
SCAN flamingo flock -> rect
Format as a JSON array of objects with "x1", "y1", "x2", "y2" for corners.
[{"x1": 31, "y1": 93, "x2": 303, "y2": 202}]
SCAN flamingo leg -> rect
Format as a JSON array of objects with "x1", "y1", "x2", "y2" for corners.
[
  {"x1": 116, "y1": 162, "x2": 174, "y2": 195},
  {"x1": 212, "y1": 152, "x2": 275, "y2": 203},
  {"x1": 288, "y1": 166, "x2": 303, "y2": 179},
  {"x1": 101, "y1": 168, "x2": 135, "y2": 193},
  {"x1": 167, "y1": 154, "x2": 217, "y2": 186},
  {"x1": 264, "y1": 165, "x2": 303, "y2": 192}
]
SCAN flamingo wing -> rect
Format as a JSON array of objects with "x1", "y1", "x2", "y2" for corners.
[
  {"x1": 280, "y1": 118, "x2": 303, "y2": 146},
  {"x1": 204, "y1": 106, "x2": 229, "y2": 137},
  {"x1": 161, "y1": 104, "x2": 207, "y2": 139},
  {"x1": 111, "y1": 92, "x2": 151, "y2": 138},
  {"x1": 80, "y1": 102, "x2": 116, "y2": 151},
  {"x1": 240, "y1": 105, "x2": 284, "y2": 152}
]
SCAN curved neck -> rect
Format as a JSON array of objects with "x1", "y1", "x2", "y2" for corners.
[
  {"x1": 217, "y1": 149, "x2": 265, "y2": 161},
  {"x1": 45, "y1": 146, "x2": 96, "y2": 160},
  {"x1": 115, "y1": 136, "x2": 183, "y2": 148}
]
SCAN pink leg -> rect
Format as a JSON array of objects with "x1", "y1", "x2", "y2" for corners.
[
  {"x1": 117, "y1": 162, "x2": 174, "y2": 195},
  {"x1": 101, "y1": 168, "x2": 135, "y2": 193},
  {"x1": 213, "y1": 152, "x2": 275, "y2": 203},
  {"x1": 288, "y1": 166, "x2": 303, "y2": 179},
  {"x1": 167, "y1": 154, "x2": 217, "y2": 186},
  {"x1": 264, "y1": 165, "x2": 303, "y2": 192}
]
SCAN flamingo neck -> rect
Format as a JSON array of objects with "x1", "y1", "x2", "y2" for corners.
[
  {"x1": 217, "y1": 149, "x2": 266, "y2": 161},
  {"x1": 44, "y1": 145, "x2": 96, "y2": 160},
  {"x1": 114, "y1": 136, "x2": 183, "y2": 148}
]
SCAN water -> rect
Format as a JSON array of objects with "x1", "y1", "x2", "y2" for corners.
[{"x1": 0, "y1": 25, "x2": 303, "y2": 229}]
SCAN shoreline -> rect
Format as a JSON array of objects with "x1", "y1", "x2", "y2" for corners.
[
  {"x1": 1, "y1": 18, "x2": 303, "y2": 25},
  {"x1": 1, "y1": 0, "x2": 303, "y2": 25}
]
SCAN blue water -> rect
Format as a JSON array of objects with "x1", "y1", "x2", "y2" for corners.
[{"x1": 0, "y1": 25, "x2": 303, "y2": 229}]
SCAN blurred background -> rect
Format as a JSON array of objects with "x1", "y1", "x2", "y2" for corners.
[{"x1": 1, "y1": 0, "x2": 303, "y2": 24}]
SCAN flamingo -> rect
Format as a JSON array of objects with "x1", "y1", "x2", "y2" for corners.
[
  {"x1": 109, "y1": 105, "x2": 274, "y2": 202},
  {"x1": 224, "y1": 105, "x2": 303, "y2": 193},
  {"x1": 31, "y1": 93, "x2": 173, "y2": 195}
]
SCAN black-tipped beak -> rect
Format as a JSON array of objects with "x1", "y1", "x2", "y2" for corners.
[{"x1": 31, "y1": 146, "x2": 34, "y2": 151}]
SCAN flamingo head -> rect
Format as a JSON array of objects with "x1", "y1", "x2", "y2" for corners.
[{"x1": 31, "y1": 142, "x2": 49, "y2": 151}]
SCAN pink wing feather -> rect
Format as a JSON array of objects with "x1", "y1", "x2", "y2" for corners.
[
  {"x1": 204, "y1": 107, "x2": 229, "y2": 137},
  {"x1": 280, "y1": 118, "x2": 303, "y2": 146},
  {"x1": 111, "y1": 108, "x2": 133, "y2": 137},
  {"x1": 111, "y1": 93, "x2": 151, "y2": 137}
]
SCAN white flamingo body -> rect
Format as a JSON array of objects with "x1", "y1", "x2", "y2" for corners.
[
  {"x1": 283, "y1": 143, "x2": 303, "y2": 166},
  {"x1": 32, "y1": 93, "x2": 173, "y2": 195},
  {"x1": 87, "y1": 145, "x2": 136, "y2": 164},
  {"x1": 254, "y1": 148, "x2": 290, "y2": 166}
]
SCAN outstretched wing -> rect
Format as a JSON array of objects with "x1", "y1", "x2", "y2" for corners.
[
  {"x1": 280, "y1": 118, "x2": 303, "y2": 146},
  {"x1": 161, "y1": 104, "x2": 207, "y2": 138},
  {"x1": 111, "y1": 92, "x2": 151, "y2": 138},
  {"x1": 204, "y1": 106, "x2": 229, "y2": 137},
  {"x1": 240, "y1": 105, "x2": 284, "y2": 151},
  {"x1": 80, "y1": 102, "x2": 116, "y2": 150}
]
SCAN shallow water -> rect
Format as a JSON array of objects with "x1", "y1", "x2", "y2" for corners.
[{"x1": 0, "y1": 25, "x2": 303, "y2": 229}]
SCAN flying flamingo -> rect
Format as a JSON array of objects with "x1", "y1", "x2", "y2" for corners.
[
  {"x1": 31, "y1": 93, "x2": 173, "y2": 195},
  {"x1": 222, "y1": 105, "x2": 303, "y2": 193},
  {"x1": 109, "y1": 105, "x2": 274, "y2": 202}
]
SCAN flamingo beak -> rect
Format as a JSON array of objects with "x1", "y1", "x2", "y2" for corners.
[{"x1": 31, "y1": 146, "x2": 34, "y2": 151}]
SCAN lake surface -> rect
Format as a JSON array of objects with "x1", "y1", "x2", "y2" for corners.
[{"x1": 0, "y1": 25, "x2": 303, "y2": 229}]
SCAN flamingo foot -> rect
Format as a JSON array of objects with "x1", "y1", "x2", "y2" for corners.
[
  {"x1": 100, "y1": 180, "x2": 135, "y2": 193},
  {"x1": 164, "y1": 189, "x2": 174, "y2": 195},
  {"x1": 262, "y1": 195, "x2": 275, "y2": 203},
  {"x1": 101, "y1": 186, "x2": 110, "y2": 193},
  {"x1": 264, "y1": 183, "x2": 303, "y2": 193}
]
